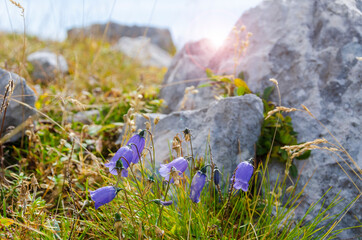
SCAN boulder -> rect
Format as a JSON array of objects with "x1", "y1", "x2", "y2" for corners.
[
  {"x1": 113, "y1": 36, "x2": 172, "y2": 68},
  {"x1": 159, "y1": 39, "x2": 217, "y2": 113},
  {"x1": 0, "y1": 68, "x2": 36, "y2": 142},
  {"x1": 119, "y1": 94, "x2": 264, "y2": 176},
  {"x1": 67, "y1": 22, "x2": 175, "y2": 53},
  {"x1": 164, "y1": 0, "x2": 361, "y2": 237},
  {"x1": 27, "y1": 51, "x2": 68, "y2": 83}
]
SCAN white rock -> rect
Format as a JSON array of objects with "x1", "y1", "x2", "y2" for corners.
[
  {"x1": 114, "y1": 36, "x2": 172, "y2": 68},
  {"x1": 27, "y1": 51, "x2": 68, "y2": 83}
]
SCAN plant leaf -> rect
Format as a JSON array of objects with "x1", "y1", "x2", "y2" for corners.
[
  {"x1": 205, "y1": 68, "x2": 214, "y2": 78},
  {"x1": 296, "y1": 150, "x2": 311, "y2": 160},
  {"x1": 290, "y1": 163, "x2": 298, "y2": 178},
  {"x1": 262, "y1": 86, "x2": 274, "y2": 100},
  {"x1": 0, "y1": 218, "x2": 14, "y2": 227},
  {"x1": 237, "y1": 87, "x2": 245, "y2": 96}
]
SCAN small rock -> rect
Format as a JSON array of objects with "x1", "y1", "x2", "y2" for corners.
[
  {"x1": 27, "y1": 51, "x2": 68, "y2": 83},
  {"x1": 0, "y1": 68, "x2": 36, "y2": 142},
  {"x1": 67, "y1": 110, "x2": 100, "y2": 124},
  {"x1": 113, "y1": 36, "x2": 172, "y2": 68}
]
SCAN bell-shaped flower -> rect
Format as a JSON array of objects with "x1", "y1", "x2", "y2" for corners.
[
  {"x1": 105, "y1": 145, "x2": 133, "y2": 177},
  {"x1": 231, "y1": 158, "x2": 254, "y2": 192},
  {"x1": 127, "y1": 130, "x2": 146, "y2": 164},
  {"x1": 90, "y1": 186, "x2": 121, "y2": 209},
  {"x1": 152, "y1": 199, "x2": 173, "y2": 206},
  {"x1": 159, "y1": 157, "x2": 188, "y2": 182},
  {"x1": 189, "y1": 169, "x2": 207, "y2": 203}
]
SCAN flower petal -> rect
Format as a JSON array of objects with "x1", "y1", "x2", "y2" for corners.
[
  {"x1": 89, "y1": 186, "x2": 118, "y2": 209},
  {"x1": 127, "y1": 134, "x2": 146, "y2": 164},
  {"x1": 189, "y1": 171, "x2": 206, "y2": 203}
]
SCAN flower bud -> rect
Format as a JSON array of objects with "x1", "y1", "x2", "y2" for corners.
[{"x1": 213, "y1": 167, "x2": 221, "y2": 186}]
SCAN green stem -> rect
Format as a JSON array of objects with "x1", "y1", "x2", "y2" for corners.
[
  {"x1": 119, "y1": 157, "x2": 152, "y2": 226},
  {"x1": 145, "y1": 129, "x2": 155, "y2": 172},
  {"x1": 129, "y1": 143, "x2": 145, "y2": 181},
  {"x1": 189, "y1": 134, "x2": 194, "y2": 177},
  {"x1": 156, "y1": 179, "x2": 171, "y2": 227}
]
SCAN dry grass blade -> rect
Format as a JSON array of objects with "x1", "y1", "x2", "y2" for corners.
[
  {"x1": 9, "y1": 0, "x2": 24, "y2": 15},
  {"x1": 300, "y1": 104, "x2": 361, "y2": 176},
  {"x1": 265, "y1": 106, "x2": 298, "y2": 120}
]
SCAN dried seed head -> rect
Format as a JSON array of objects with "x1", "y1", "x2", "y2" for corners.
[
  {"x1": 269, "y1": 78, "x2": 279, "y2": 86},
  {"x1": 154, "y1": 116, "x2": 160, "y2": 125},
  {"x1": 183, "y1": 128, "x2": 191, "y2": 142},
  {"x1": 31, "y1": 175, "x2": 38, "y2": 187},
  {"x1": 142, "y1": 113, "x2": 150, "y2": 121},
  {"x1": 172, "y1": 135, "x2": 182, "y2": 157},
  {"x1": 265, "y1": 106, "x2": 298, "y2": 120},
  {"x1": 82, "y1": 125, "x2": 89, "y2": 132},
  {"x1": 286, "y1": 185, "x2": 294, "y2": 194},
  {"x1": 145, "y1": 121, "x2": 151, "y2": 131},
  {"x1": 25, "y1": 130, "x2": 32, "y2": 137},
  {"x1": 114, "y1": 213, "x2": 123, "y2": 239},
  {"x1": 131, "y1": 125, "x2": 136, "y2": 133},
  {"x1": 60, "y1": 139, "x2": 67, "y2": 146},
  {"x1": 170, "y1": 166, "x2": 181, "y2": 185}
]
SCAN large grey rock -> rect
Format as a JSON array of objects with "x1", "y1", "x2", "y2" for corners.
[
  {"x1": 207, "y1": 0, "x2": 361, "y2": 237},
  {"x1": 119, "y1": 94, "x2": 263, "y2": 176},
  {"x1": 159, "y1": 39, "x2": 217, "y2": 113},
  {"x1": 113, "y1": 37, "x2": 172, "y2": 68},
  {"x1": 67, "y1": 22, "x2": 175, "y2": 53},
  {"x1": 0, "y1": 68, "x2": 36, "y2": 142},
  {"x1": 27, "y1": 51, "x2": 68, "y2": 83}
]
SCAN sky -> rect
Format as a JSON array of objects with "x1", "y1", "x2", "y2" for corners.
[{"x1": 0, "y1": 0, "x2": 262, "y2": 49}]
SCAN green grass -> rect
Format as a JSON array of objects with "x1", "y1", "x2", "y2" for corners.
[{"x1": 0, "y1": 32, "x2": 358, "y2": 239}]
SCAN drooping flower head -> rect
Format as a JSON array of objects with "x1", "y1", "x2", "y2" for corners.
[
  {"x1": 126, "y1": 130, "x2": 146, "y2": 164},
  {"x1": 190, "y1": 166, "x2": 207, "y2": 203},
  {"x1": 159, "y1": 157, "x2": 188, "y2": 182},
  {"x1": 105, "y1": 145, "x2": 133, "y2": 177},
  {"x1": 152, "y1": 199, "x2": 173, "y2": 206},
  {"x1": 90, "y1": 186, "x2": 121, "y2": 209},
  {"x1": 213, "y1": 166, "x2": 221, "y2": 186},
  {"x1": 231, "y1": 158, "x2": 254, "y2": 192}
]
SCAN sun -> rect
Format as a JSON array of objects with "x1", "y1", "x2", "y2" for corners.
[
  {"x1": 185, "y1": 9, "x2": 237, "y2": 50},
  {"x1": 207, "y1": 31, "x2": 227, "y2": 49}
]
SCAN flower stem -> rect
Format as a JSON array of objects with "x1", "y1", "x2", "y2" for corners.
[
  {"x1": 156, "y1": 180, "x2": 171, "y2": 227},
  {"x1": 122, "y1": 188, "x2": 137, "y2": 228},
  {"x1": 129, "y1": 143, "x2": 145, "y2": 180},
  {"x1": 145, "y1": 129, "x2": 155, "y2": 172},
  {"x1": 189, "y1": 134, "x2": 195, "y2": 177}
]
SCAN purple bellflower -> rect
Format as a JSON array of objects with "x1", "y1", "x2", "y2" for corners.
[
  {"x1": 105, "y1": 145, "x2": 133, "y2": 177},
  {"x1": 90, "y1": 186, "x2": 121, "y2": 209},
  {"x1": 152, "y1": 199, "x2": 173, "y2": 206},
  {"x1": 159, "y1": 157, "x2": 188, "y2": 182},
  {"x1": 190, "y1": 166, "x2": 208, "y2": 203},
  {"x1": 127, "y1": 130, "x2": 146, "y2": 164},
  {"x1": 231, "y1": 158, "x2": 254, "y2": 192}
]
